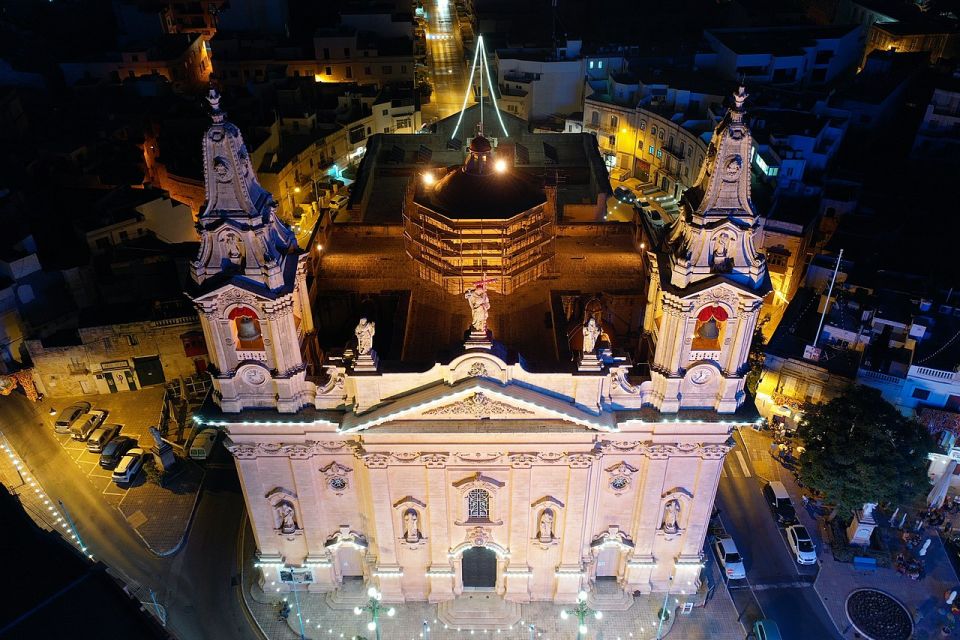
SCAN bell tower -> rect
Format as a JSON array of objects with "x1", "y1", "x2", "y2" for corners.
[
  {"x1": 189, "y1": 89, "x2": 314, "y2": 413},
  {"x1": 643, "y1": 86, "x2": 771, "y2": 412}
]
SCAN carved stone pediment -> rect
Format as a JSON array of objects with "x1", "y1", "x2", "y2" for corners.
[{"x1": 424, "y1": 392, "x2": 535, "y2": 418}]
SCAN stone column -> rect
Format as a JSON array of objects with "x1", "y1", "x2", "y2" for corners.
[
  {"x1": 626, "y1": 453, "x2": 669, "y2": 594},
  {"x1": 505, "y1": 457, "x2": 533, "y2": 603},
  {"x1": 425, "y1": 457, "x2": 455, "y2": 603},
  {"x1": 556, "y1": 455, "x2": 593, "y2": 602},
  {"x1": 364, "y1": 456, "x2": 403, "y2": 602}
]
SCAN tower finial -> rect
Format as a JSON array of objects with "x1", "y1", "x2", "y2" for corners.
[
  {"x1": 207, "y1": 85, "x2": 225, "y2": 124},
  {"x1": 733, "y1": 85, "x2": 748, "y2": 112}
]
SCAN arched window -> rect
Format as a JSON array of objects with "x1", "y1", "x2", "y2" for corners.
[
  {"x1": 467, "y1": 489, "x2": 490, "y2": 520},
  {"x1": 692, "y1": 306, "x2": 727, "y2": 352},
  {"x1": 229, "y1": 307, "x2": 265, "y2": 352}
]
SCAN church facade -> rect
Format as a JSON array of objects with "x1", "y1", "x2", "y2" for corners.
[{"x1": 191, "y1": 87, "x2": 769, "y2": 609}]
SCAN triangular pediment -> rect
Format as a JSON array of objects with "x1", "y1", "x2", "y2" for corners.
[{"x1": 340, "y1": 378, "x2": 615, "y2": 432}]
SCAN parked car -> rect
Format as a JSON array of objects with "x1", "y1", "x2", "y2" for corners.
[
  {"x1": 753, "y1": 619, "x2": 783, "y2": 640},
  {"x1": 86, "y1": 423, "x2": 121, "y2": 453},
  {"x1": 786, "y1": 524, "x2": 817, "y2": 565},
  {"x1": 613, "y1": 186, "x2": 637, "y2": 204},
  {"x1": 713, "y1": 535, "x2": 746, "y2": 579},
  {"x1": 763, "y1": 481, "x2": 798, "y2": 526},
  {"x1": 54, "y1": 402, "x2": 91, "y2": 434},
  {"x1": 189, "y1": 429, "x2": 219, "y2": 460},
  {"x1": 99, "y1": 436, "x2": 137, "y2": 469},
  {"x1": 328, "y1": 194, "x2": 350, "y2": 212},
  {"x1": 70, "y1": 410, "x2": 107, "y2": 441},
  {"x1": 112, "y1": 448, "x2": 146, "y2": 484}
]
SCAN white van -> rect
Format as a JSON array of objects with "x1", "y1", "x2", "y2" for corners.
[
  {"x1": 70, "y1": 410, "x2": 107, "y2": 441},
  {"x1": 189, "y1": 430, "x2": 218, "y2": 460}
]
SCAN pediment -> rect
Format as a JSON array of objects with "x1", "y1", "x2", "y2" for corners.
[{"x1": 340, "y1": 378, "x2": 615, "y2": 432}]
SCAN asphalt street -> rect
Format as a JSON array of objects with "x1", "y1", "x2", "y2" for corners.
[
  {"x1": 715, "y1": 429, "x2": 839, "y2": 640},
  {"x1": 0, "y1": 394, "x2": 258, "y2": 640},
  {"x1": 422, "y1": 0, "x2": 471, "y2": 125}
]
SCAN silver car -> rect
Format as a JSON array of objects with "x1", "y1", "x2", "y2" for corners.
[
  {"x1": 786, "y1": 525, "x2": 817, "y2": 565},
  {"x1": 713, "y1": 535, "x2": 746, "y2": 579}
]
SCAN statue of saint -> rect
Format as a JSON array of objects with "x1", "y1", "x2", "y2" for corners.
[
  {"x1": 662, "y1": 499, "x2": 681, "y2": 534},
  {"x1": 403, "y1": 509, "x2": 421, "y2": 542},
  {"x1": 222, "y1": 232, "x2": 242, "y2": 264},
  {"x1": 464, "y1": 284, "x2": 491, "y2": 333},
  {"x1": 355, "y1": 318, "x2": 375, "y2": 355},
  {"x1": 538, "y1": 509, "x2": 554, "y2": 543},
  {"x1": 712, "y1": 232, "x2": 732, "y2": 260},
  {"x1": 276, "y1": 501, "x2": 298, "y2": 534},
  {"x1": 582, "y1": 317, "x2": 601, "y2": 354}
]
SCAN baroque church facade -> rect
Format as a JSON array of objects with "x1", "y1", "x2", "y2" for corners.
[{"x1": 191, "y1": 87, "x2": 769, "y2": 611}]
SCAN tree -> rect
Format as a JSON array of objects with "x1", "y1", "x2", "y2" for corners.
[
  {"x1": 796, "y1": 386, "x2": 933, "y2": 518},
  {"x1": 745, "y1": 316, "x2": 769, "y2": 396}
]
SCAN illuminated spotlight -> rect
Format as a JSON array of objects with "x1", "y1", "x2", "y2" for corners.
[
  {"x1": 494, "y1": 159, "x2": 507, "y2": 173},
  {"x1": 316, "y1": 243, "x2": 324, "y2": 253},
  {"x1": 422, "y1": 172, "x2": 435, "y2": 186}
]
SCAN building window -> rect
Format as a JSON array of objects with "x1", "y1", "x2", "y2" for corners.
[
  {"x1": 323, "y1": 48, "x2": 330, "y2": 60},
  {"x1": 344, "y1": 47, "x2": 350, "y2": 57},
  {"x1": 651, "y1": 125, "x2": 657, "y2": 136},
  {"x1": 397, "y1": 117, "x2": 411, "y2": 129},
  {"x1": 639, "y1": 120, "x2": 646, "y2": 131},
  {"x1": 126, "y1": 335, "x2": 138, "y2": 346},
  {"x1": 401, "y1": 65, "x2": 407, "y2": 74},
  {"x1": 383, "y1": 65, "x2": 393, "y2": 74},
  {"x1": 589, "y1": 60, "x2": 594, "y2": 69},
  {"x1": 325, "y1": 66, "x2": 332, "y2": 76},
  {"x1": 912, "y1": 388, "x2": 931, "y2": 400},
  {"x1": 610, "y1": 115, "x2": 618, "y2": 128},
  {"x1": 658, "y1": 130, "x2": 664, "y2": 140},
  {"x1": 591, "y1": 111, "x2": 600, "y2": 126},
  {"x1": 692, "y1": 306, "x2": 726, "y2": 351},
  {"x1": 656, "y1": 149, "x2": 663, "y2": 159},
  {"x1": 467, "y1": 489, "x2": 490, "y2": 519},
  {"x1": 598, "y1": 60, "x2": 603, "y2": 69},
  {"x1": 648, "y1": 145, "x2": 655, "y2": 155},
  {"x1": 608, "y1": 135, "x2": 616, "y2": 147},
  {"x1": 346, "y1": 66, "x2": 352, "y2": 79},
  {"x1": 382, "y1": 109, "x2": 389, "y2": 116}
]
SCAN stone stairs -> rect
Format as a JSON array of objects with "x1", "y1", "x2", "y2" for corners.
[
  {"x1": 437, "y1": 592, "x2": 522, "y2": 629},
  {"x1": 325, "y1": 578, "x2": 371, "y2": 610},
  {"x1": 586, "y1": 580, "x2": 635, "y2": 612}
]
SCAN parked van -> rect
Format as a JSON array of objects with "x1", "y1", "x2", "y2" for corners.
[
  {"x1": 762, "y1": 480, "x2": 797, "y2": 526},
  {"x1": 70, "y1": 410, "x2": 107, "y2": 441},
  {"x1": 86, "y1": 423, "x2": 121, "y2": 453},
  {"x1": 189, "y1": 429, "x2": 218, "y2": 460}
]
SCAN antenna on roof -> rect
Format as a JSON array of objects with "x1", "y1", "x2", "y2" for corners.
[{"x1": 806, "y1": 248, "x2": 844, "y2": 361}]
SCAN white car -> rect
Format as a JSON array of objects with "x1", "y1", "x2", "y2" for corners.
[
  {"x1": 713, "y1": 535, "x2": 746, "y2": 580},
  {"x1": 328, "y1": 194, "x2": 350, "y2": 212},
  {"x1": 786, "y1": 525, "x2": 817, "y2": 565},
  {"x1": 112, "y1": 448, "x2": 146, "y2": 484},
  {"x1": 621, "y1": 177, "x2": 647, "y2": 200}
]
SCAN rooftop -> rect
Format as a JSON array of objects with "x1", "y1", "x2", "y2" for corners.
[{"x1": 705, "y1": 24, "x2": 861, "y2": 57}]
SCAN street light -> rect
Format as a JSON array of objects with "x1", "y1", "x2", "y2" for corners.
[
  {"x1": 354, "y1": 586, "x2": 395, "y2": 640},
  {"x1": 656, "y1": 576, "x2": 674, "y2": 639},
  {"x1": 559, "y1": 590, "x2": 601, "y2": 640}
]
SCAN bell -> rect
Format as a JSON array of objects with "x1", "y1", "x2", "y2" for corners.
[
  {"x1": 237, "y1": 316, "x2": 261, "y2": 341},
  {"x1": 698, "y1": 318, "x2": 720, "y2": 340}
]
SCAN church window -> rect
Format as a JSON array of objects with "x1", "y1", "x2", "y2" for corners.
[
  {"x1": 467, "y1": 489, "x2": 490, "y2": 519},
  {"x1": 329, "y1": 476, "x2": 348, "y2": 491},
  {"x1": 611, "y1": 476, "x2": 629, "y2": 491},
  {"x1": 692, "y1": 305, "x2": 727, "y2": 352}
]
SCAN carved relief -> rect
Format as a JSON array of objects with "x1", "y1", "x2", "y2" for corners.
[
  {"x1": 421, "y1": 453, "x2": 449, "y2": 468},
  {"x1": 321, "y1": 461, "x2": 352, "y2": 494},
  {"x1": 402, "y1": 509, "x2": 423, "y2": 543},
  {"x1": 266, "y1": 487, "x2": 302, "y2": 537},
  {"x1": 467, "y1": 362, "x2": 488, "y2": 377},
  {"x1": 605, "y1": 461, "x2": 638, "y2": 495},
  {"x1": 392, "y1": 452, "x2": 419, "y2": 462},
  {"x1": 361, "y1": 453, "x2": 390, "y2": 469},
  {"x1": 567, "y1": 453, "x2": 594, "y2": 469},
  {"x1": 456, "y1": 451, "x2": 503, "y2": 462},
  {"x1": 423, "y1": 392, "x2": 534, "y2": 418},
  {"x1": 508, "y1": 453, "x2": 538, "y2": 468},
  {"x1": 531, "y1": 495, "x2": 563, "y2": 546}
]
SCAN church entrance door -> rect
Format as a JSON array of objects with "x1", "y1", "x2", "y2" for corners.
[
  {"x1": 461, "y1": 547, "x2": 497, "y2": 589},
  {"x1": 338, "y1": 547, "x2": 364, "y2": 577},
  {"x1": 595, "y1": 547, "x2": 619, "y2": 578}
]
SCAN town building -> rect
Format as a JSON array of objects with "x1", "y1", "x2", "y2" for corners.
[
  {"x1": 26, "y1": 299, "x2": 208, "y2": 397},
  {"x1": 59, "y1": 34, "x2": 212, "y2": 91},
  {"x1": 695, "y1": 25, "x2": 864, "y2": 88},
  {"x1": 863, "y1": 20, "x2": 958, "y2": 66},
  {"x1": 190, "y1": 85, "x2": 768, "y2": 622},
  {"x1": 910, "y1": 74, "x2": 960, "y2": 162}
]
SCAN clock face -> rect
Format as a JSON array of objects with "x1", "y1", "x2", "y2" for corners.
[{"x1": 691, "y1": 368, "x2": 712, "y2": 384}]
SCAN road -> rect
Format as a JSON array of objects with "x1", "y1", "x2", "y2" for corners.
[
  {"x1": 715, "y1": 429, "x2": 839, "y2": 639},
  {"x1": 422, "y1": 0, "x2": 471, "y2": 125},
  {"x1": 0, "y1": 394, "x2": 259, "y2": 640}
]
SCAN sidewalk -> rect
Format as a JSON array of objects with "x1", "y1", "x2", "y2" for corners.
[
  {"x1": 240, "y1": 555, "x2": 745, "y2": 640},
  {"x1": 738, "y1": 427, "x2": 960, "y2": 638}
]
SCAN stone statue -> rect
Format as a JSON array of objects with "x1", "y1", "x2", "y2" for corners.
[
  {"x1": 464, "y1": 284, "x2": 491, "y2": 333},
  {"x1": 662, "y1": 499, "x2": 681, "y2": 534},
  {"x1": 276, "y1": 501, "x2": 298, "y2": 534},
  {"x1": 403, "y1": 508, "x2": 421, "y2": 542},
  {"x1": 222, "y1": 232, "x2": 242, "y2": 263},
  {"x1": 538, "y1": 509, "x2": 555, "y2": 543},
  {"x1": 355, "y1": 318, "x2": 375, "y2": 355},
  {"x1": 582, "y1": 317, "x2": 601, "y2": 354},
  {"x1": 148, "y1": 426, "x2": 164, "y2": 447},
  {"x1": 862, "y1": 502, "x2": 877, "y2": 520},
  {"x1": 712, "y1": 232, "x2": 732, "y2": 260}
]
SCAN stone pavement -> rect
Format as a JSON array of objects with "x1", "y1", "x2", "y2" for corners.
[
  {"x1": 37, "y1": 388, "x2": 205, "y2": 556},
  {"x1": 241, "y1": 558, "x2": 745, "y2": 640},
  {"x1": 738, "y1": 427, "x2": 960, "y2": 638}
]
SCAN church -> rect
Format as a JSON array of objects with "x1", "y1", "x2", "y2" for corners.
[{"x1": 190, "y1": 85, "x2": 769, "y2": 617}]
